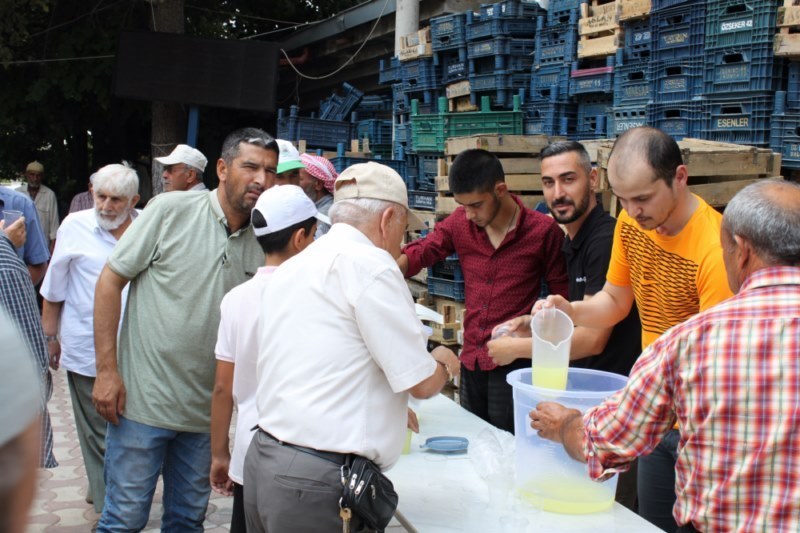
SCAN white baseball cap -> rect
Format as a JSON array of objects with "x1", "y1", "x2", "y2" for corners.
[
  {"x1": 155, "y1": 144, "x2": 208, "y2": 172},
  {"x1": 276, "y1": 139, "x2": 306, "y2": 174},
  {"x1": 252, "y1": 185, "x2": 328, "y2": 237}
]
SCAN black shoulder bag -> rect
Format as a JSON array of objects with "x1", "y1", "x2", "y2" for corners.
[{"x1": 339, "y1": 455, "x2": 398, "y2": 532}]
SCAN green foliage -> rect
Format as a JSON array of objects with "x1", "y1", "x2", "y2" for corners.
[{"x1": 0, "y1": 0, "x2": 367, "y2": 190}]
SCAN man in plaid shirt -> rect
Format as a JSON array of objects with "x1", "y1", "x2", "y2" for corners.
[{"x1": 530, "y1": 179, "x2": 800, "y2": 533}]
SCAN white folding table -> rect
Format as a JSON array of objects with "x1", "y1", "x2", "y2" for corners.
[{"x1": 386, "y1": 394, "x2": 662, "y2": 532}]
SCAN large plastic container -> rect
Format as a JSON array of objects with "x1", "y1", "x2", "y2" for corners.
[{"x1": 507, "y1": 367, "x2": 628, "y2": 514}]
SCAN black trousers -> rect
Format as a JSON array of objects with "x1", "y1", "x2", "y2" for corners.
[
  {"x1": 231, "y1": 482, "x2": 246, "y2": 533},
  {"x1": 459, "y1": 358, "x2": 531, "y2": 433}
]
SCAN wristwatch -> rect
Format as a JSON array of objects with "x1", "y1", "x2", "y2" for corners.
[{"x1": 45, "y1": 335, "x2": 59, "y2": 343}]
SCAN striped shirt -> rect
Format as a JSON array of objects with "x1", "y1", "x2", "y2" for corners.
[
  {"x1": 0, "y1": 235, "x2": 57, "y2": 468},
  {"x1": 583, "y1": 266, "x2": 800, "y2": 532}
]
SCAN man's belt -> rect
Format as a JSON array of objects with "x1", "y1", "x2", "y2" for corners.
[{"x1": 260, "y1": 428, "x2": 351, "y2": 465}]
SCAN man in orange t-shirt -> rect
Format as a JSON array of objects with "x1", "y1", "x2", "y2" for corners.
[{"x1": 533, "y1": 127, "x2": 732, "y2": 532}]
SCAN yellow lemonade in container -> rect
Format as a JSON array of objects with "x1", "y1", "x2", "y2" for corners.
[{"x1": 531, "y1": 308, "x2": 573, "y2": 390}]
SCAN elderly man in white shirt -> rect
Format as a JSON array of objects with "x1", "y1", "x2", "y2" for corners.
[
  {"x1": 244, "y1": 162, "x2": 459, "y2": 533},
  {"x1": 39, "y1": 163, "x2": 140, "y2": 512}
]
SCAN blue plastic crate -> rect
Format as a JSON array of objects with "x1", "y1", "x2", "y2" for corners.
[
  {"x1": 395, "y1": 122, "x2": 410, "y2": 145},
  {"x1": 534, "y1": 19, "x2": 578, "y2": 66},
  {"x1": 408, "y1": 190, "x2": 437, "y2": 211},
  {"x1": 703, "y1": 94, "x2": 773, "y2": 146},
  {"x1": 547, "y1": 0, "x2": 581, "y2": 25},
  {"x1": 431, "y1": 13, "x2": 467, "y2": 51},
  {"x1": 471, "y1": 53, "x2": 534, "y2": 75},
  {"x1": 703, "y1": 43, "x2": 782, "y2": 96},
  {"x1": 651, "y1": 0, "x2": 694, "y2": 12},
  {"x1": 466, "y1": 17, "x2": 537, "y2": 42},
  {"x1": 530, "y1": 64, "x2": 571, "y2": 101},
  {"x1": 479, "y1": 0, "x2": 547, "y2": 19},
  {"x1": 393, "y1": 84, "x2": 409, "y2": 115},
  {"x1": 705, "y1": 0, "x2": 778, "y2": 50},
  {"x1": 418, "y1": 152, "x2": 443, "y2": 190},
  {"x1": 319, "y1": 83, "x2": 364, "y2": 121},
  {"x1": 769, "y1": 112, "x2": 800, "y2": 170},
  {"x1": 356, "y1": 119, "x2": 393, "y2": 145},
  {"x1": 610, "y1": 105, "x2": 648, "y2": 137},
  {"x1": 402, "y1": 58, "x2": 440, "y2": 91},
  {"x1": 613, "y1": 61, "x2": 651, "y2": 106},
  {"x1": 521, "y1": 98, "x2": 577, "y2": 135},
  {"x1": 378, "y1": 57, "x2": 401, "y2": 85},
  {"x1": 330, "y1": 155, "x2": 406, "y2": 178},
  {"x1": 427, "y1": 276, "x2": 466, "y2": 301},
  {"x1": 468, "y1": 71, "x2": 529, "y2": 106},
  {"x1": 277, "y1": 107, "x2": 354, "y2": 150},
  {"x1": 646, "y1": 100, "x2": 703, "y2": 140},
  {"x1": 651, "y1": 59, "x2": 704, "y2": 103},
  {"x1": 436, "y1": 50, "x2": 469, "y2": 83},
  {"x1": 430, "y1": 257, "x2": 464, "y2": 282},
  {"x1": 650, "y1": 3, "x2": 706, "y2": 63},
  {"x1": 569, "y1": 65, "x2": 615, "y2": 96},
  {"x1": 467, "y1": 37, "x2": 536, "y2": 69},
  {"x1": 786, "y1": 63, "x2": 800, "y2": 111},
  {"x1": 354, "y1": 95, "x2": 392, "y2": 120},
  {"x1": 622, "y1": 18, "x2": 652, "y2": 63},
  {"x1": 576, "y1": 94, "x2": 613, "y2": 138}
]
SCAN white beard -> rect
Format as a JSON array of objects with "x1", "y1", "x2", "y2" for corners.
[{"x1": 95, "y1": 207, "x2": 131, "y2": 231}]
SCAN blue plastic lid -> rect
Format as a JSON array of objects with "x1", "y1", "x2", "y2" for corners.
[{"x1": 420, "y1": 436, "x2": 469, "y2": 454}]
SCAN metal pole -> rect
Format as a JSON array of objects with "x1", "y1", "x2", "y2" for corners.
[
  {"x1": 186, "y1": 105, "x2": 199, "y2": 147},
  {"x1": 395, "y1": 0, "x2": 419, "y2": 56}
]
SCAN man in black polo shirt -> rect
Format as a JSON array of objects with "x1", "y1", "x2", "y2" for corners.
[{"x1": 487, "y1": 140, "x2": 641, "y2": 508}]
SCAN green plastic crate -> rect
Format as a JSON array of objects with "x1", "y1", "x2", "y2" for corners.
[{"x1": 410, "y1": 96, "x2": 523, "y2": 152}]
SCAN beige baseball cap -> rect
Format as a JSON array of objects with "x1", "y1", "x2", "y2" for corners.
[{"x1": 334, "y1": 161, "x2": 425, "y2": 231}]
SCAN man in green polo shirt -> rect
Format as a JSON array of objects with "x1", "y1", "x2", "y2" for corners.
[{"x1": 92, "y1": 128, "x2": 278, "y2": 531}]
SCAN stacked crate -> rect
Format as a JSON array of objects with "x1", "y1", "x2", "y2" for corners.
[
  {"x1": 526, "y1": 1, "x2": 580, "y2": 136},
  {"x1": 465, "y1": 1, "x2": 542, "y2": 108},
  {"x1": 772, "y1": 0, "x2": 800, "y2": 169},
  {"x1": 611, "y1": 0, "x2": 652, "y2": 136},
  {"x1": 702, "y1": 0, "x2": 780, "y2": 146},
  {"x1": 645, "y1": 0, "x2": 706, "y2": 140},
  {"x1": 573, "y1": 0, "x2": 620, "y2": 139}
]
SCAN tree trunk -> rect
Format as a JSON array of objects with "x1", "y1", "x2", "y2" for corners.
[{"x1": 148, "y1": 0, "x2": 185, "y2": 199}]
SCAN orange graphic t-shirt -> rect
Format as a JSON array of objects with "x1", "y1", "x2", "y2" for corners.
[{"x1": 606, "y1": 195, "x2": 733, "y2": 349}]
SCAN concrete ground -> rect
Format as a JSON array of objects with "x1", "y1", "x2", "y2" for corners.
[{"x1": 26, "y1": 368, "x2": 406, "y2": 532}]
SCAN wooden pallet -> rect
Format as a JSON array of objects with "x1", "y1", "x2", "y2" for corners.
[
  {"x1": 435, "y1": 193, "x2": 545, "y2": 215},
  {"x1": 445, "y1": 134, "x2": 560, "y2": 156},
  {"x1": 775, "y1": 1, "x2": 800, "y2": 57},
  {"x1": 428, "y1": 297, "x2": 465, "y2": 346},
  {"x1": 617, "y1": 0, "x2": 650, "y2": 21},
  {"x1": 578, "y1": 0, "x2": 621, "y2": 58},
  {"x1": 399, "y1": 27, "x2": 433, "y2": 61},
  {"x1": 594, "y1": 138, "x2": 783, "y2": 214}
]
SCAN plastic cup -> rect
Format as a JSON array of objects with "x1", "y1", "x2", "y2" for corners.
[
  {"x1": 530, "y1": 308, "x2": 573, "y2": 390},
  {"x1": 3, "y1": 209, "x2": 23, "y2": 226}
]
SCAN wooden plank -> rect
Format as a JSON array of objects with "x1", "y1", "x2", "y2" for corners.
[
  {"x1": 446, "y1": 81, "x2": 471, "y2": 99},
  {"x1": 597, "y1": 139, "x2": 779, "y2": 177},
  {"x1": 449, "y1": 97, "x2": 479, "y2": 113},
  {"x1": 436, "y1": 173, "x2": 543, "y2": 192},
  {"x1": 435, "y1": 194, "x2": 544, "y2": 215},
  {"x1": 438, "y1": 156, "x2": 542, "y2": 176},
  {"x1": 777, "y1": 6, "x2": 800, "y2": 27},
  {"x1": 774, "y1": 32, "x2": 800, "y2": 58},
  {"x1": 618, "y1": 0, "x2": 651, "y2": 21},
  {"x1": 689, "y1": 179, "x2": 768, "y2": 207},
  {"x1": 579, "y1": 2, "x2": 619, "y2": 36},
  {"x1": 577, "y1": 31, "x2": 620, "y2": 58},
  {"x1": 410, "y1": 209, "x2": 437, "y2": 230},
  {"x1": 445, "y1": 134, "x2": 557, "y2": 156}
]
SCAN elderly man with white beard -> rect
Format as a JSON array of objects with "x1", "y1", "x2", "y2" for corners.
[{"x1": 39, "y1": 162, "x2": 140, "y2": 513}]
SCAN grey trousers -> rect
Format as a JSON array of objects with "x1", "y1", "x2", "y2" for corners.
[
  {"x1": 67, "y1": 371, "x2": 107, "y2": 513},
  {"x1": 243, "y1": 430, "x2": 374, "y2": 533}
]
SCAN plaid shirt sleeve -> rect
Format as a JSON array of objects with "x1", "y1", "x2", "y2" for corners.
[
  {"x1": 582, "y1": 331, "x2": 679, "y2": 481},
  {"x1": 0, "y1": 235, "x2": 58, "y2": 468}
]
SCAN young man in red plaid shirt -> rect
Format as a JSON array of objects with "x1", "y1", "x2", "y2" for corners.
[
  {"x1": 531, "y1": 179, "x2": 800, "y2": 532},
  {"x1": 399, "y1": 149, "x2": 568, "y2": 432}
]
